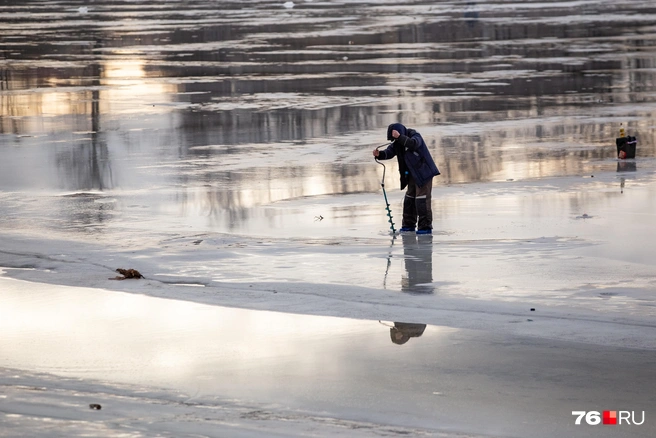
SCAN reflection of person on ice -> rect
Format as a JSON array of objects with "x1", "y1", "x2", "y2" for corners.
[
  {"x1": 390, "y1": 322, "x2": 426, "y2": 345},
  {"x1": 401, "y1": 233, "x2": 434, "y2": 294},
  {"x1": 373, "y1": 123, "x2": 440, "y2": 234}
]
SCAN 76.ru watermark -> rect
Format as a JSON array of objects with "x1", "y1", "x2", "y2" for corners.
[{"x1": 572, "y1": 411, "x2": 645, "y2": 425}]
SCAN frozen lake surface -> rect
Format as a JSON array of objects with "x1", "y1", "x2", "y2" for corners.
[
  {"x1": 1, "y1": 0, "x2": 656, "y2": 436},
  {"x1": 2, "y1": 275, "x2": 655, "y2": 438}
]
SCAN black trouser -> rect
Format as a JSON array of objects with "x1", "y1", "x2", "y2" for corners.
[{"x1": 402, "y1": 176, "x2": 433, "y2": 230}]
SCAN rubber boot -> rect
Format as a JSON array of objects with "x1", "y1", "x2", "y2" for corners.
[
  {"x1": 402, "y1": 195, "x2": 417, "y2": 230},
  {"x1": 416, "y1": 197, "x2": 432, "y2": 231}
]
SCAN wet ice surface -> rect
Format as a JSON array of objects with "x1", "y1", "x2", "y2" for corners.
[
  {"x1": 3, "y1": 172, "x2": 656, "y2": 316},
  {"x1": 1, "y1": 277, "x2": 655, "y2": 438},
  {"x1": 2, "y1": 0, "x2": 656, "y2": 436}
]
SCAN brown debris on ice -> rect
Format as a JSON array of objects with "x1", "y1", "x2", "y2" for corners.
[{"x1": 110, "y1": 268, "x2": 144, "y2": 280}]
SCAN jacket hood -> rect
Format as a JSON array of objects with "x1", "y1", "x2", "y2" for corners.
[{"x1": 387, "y1": 123, "x2": 407, "y2": 141}]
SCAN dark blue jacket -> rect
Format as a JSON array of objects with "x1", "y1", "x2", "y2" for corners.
[{"x1": 378, "y1": 123, "x2": 440, "y2": 189}]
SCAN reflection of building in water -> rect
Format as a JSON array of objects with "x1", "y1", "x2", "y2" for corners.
[
  {"x1": 390, "y1": 322, "x2": 427, "y2": 345},
  {"x1": 2, "y1": 0, "x2": 656, "y2": 229},
  {"x1": 55, "y1": 43, "x2": 114, "y2": 192},
  {"x1": 191, "y1": 164, "x2": 382, "y2": 229},
  {"x1": 464, "y1": 2, "x2": 480, "y2": 28},
  {"x1": 401, "y1": 234, "x2": 434, "y2": 294},
  {"x1": 0, "y1": 37, "x2": 176, "y2": 192}
]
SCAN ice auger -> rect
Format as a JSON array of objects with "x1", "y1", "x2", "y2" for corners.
[{"x1": 375, "y1": 143, "x2": 396, "y2": 234}]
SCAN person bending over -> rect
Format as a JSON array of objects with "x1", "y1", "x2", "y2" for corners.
[{"x1": 373, "y1": 123, "x2": 440, "y2": 234}]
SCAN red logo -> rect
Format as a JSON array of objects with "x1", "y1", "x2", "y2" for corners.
[{"x1": 603, "y1": 411, "x2": 617, "y2": 425}]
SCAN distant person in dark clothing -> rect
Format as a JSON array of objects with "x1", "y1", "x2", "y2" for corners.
[{"x1": 373, "y1": 123, "x2": 440, "y2": 234}]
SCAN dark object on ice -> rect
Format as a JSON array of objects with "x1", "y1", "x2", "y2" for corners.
[
  {"x1": 530, "y1": 308, "x2": 535, "y2": 311},
  {"x1": 110, "y1": 268, "x2": 144, "y2": 280},
  {"x1": 390, "y1": 322, "x2": 426, "y2": 345},
  {"x1": 89, "y1": 404, "x2": 102, "y2": 410},
  {"x1": 616, "y1": 136, "x2": 637, "y2": 159}
]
